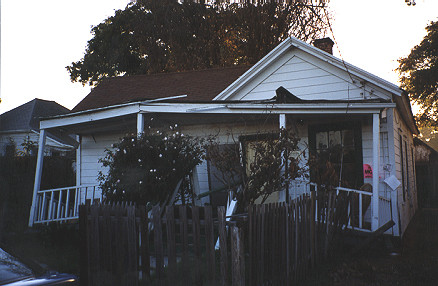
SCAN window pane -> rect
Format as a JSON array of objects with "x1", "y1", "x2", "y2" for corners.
[
  {"x1": 329, "y1": 131, "x2": 341, "y2": 148},
  {"x1": 316, "y1": 132, "x2": 328, "y2": 150},
  {"x1": 342, "y1": 129, "x2": 355, "y2": 147}
]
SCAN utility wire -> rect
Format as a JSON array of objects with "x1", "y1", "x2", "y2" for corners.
[{"x1": 323, "y1": 7, "x2": 355, "y2": 84}]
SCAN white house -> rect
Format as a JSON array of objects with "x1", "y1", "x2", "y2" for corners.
[{"x1": 28, "y1": 37, "x2": 418, "y2": 237}]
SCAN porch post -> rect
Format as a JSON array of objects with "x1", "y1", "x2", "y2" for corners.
[
  {"x1": 137, "y1": 113, "x2": 145, "y2": 136},
  {"x1": 371, "y1": 113, "x2": 380, "y2": 231},
  {"x1": 279, "y1": 114, "x2": 288, "y2": 202},
  {"x1": 76, "y1": 135, "x2": 81, "y2": 187},
  {"x1": 28, "y1": 129, "x2": 46, "y2": 227}
]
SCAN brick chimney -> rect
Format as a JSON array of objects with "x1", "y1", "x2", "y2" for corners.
[{"x1": 313, "y1": 37, "x2": 334, "y2": 55}]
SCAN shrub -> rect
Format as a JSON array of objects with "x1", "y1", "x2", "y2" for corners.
[{"x1": 98, "y1": 129, "x2": 205, "y2": 206}]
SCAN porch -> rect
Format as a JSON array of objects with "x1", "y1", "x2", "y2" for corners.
[
  {"x1": 28, "y1": 100, "x2": 394, "y2": 232},
  {"x1": 29, "y1": 180, "x2": 393, "y2": 234}
]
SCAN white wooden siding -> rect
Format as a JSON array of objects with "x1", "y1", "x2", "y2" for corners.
[
  {"x1": 0, "y1": 132, "x2": 72, "y2": 156},
  {"x1": 227, "y1": 49, "x2": 392, "y2": 102},
  {"x1": 80, "y1": 133, "x2": 122, "y2": 186},
  {"x1": 82, "y1": 118, "x2": 307, "y2": 201},
  {"x1": 392, "y1": 109, "x2": 417, "y2": 235}
]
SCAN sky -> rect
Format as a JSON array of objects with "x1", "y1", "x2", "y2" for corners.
[{"x1": 1, "y1": 0, "x2": 437, "y2": 114}]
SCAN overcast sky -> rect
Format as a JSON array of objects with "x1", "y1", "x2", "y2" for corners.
[{"x1": 1, "y1": 0, "x2": 437, "y2": 114}]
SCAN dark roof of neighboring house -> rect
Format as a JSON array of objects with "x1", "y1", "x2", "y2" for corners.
[
  {"x1": 0, "y1": 99, "x2": 70, "y2": 132},
  {"x1": 0, "y1": 99, "x2": 78, "y2": 148},
  {"x1": 72, "y1": 66, "x2": 251, "y2": 112}
]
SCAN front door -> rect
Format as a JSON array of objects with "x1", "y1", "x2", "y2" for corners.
[{"x1": 308, "y1": 121, "x2": 363, "y2": 189}]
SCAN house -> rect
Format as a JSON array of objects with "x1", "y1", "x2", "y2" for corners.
[
  {"x1": 0, "y1": 99, "x2": 76, "y2": 157},
  {"x1": 28, "y1": 37, "x2": 418, "y2": 237},
  {"x1": 414, "y1": 137, "x2": 438, "y2": 208}
]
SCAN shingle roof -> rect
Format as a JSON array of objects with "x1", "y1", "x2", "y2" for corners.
[
  {"x1": 72, "y1": 66, "x2": 250, "y2": 112},
  {"x1": 0, "y1": 99, "x2": 70, "y2": 132}
]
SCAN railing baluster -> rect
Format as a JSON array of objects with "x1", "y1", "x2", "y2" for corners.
[
  {"x1": 65, "y1": 189, "x2": 71, "y2": 219},
  {"x1": 85, "y1": 187, "x2": 88, "y2": 204},
  {"x1": 359, "y1": 194, "x2": 363, "y2": 229},
  {"x1": 92, "y1": 186, "x2": 96, "y2": 203},
  {"x1": 40, "y1": 193, "x2": 47, "y2": 221},
  {"x1": 74, "y1": 188, "x2": 79, "y2": 217},
  {"x1": 48, "y1": 191, "x2": 55, "y2": 220},
  {"x1": 57, "y1": 190, "x2": 63, "y2": 219}
]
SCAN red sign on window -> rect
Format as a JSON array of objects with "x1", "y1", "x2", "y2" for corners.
[{"x1": 363, "y1": 164, "x2": 373, "y2": 178}]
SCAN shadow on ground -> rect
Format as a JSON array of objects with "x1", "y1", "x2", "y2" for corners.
[{"x1": 304, "y1": 208, "x2": 438, "y2": 286}]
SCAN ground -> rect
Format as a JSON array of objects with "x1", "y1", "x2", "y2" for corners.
[{"x1": 305, "y1": 208, "x2": 438, "y2": 285}]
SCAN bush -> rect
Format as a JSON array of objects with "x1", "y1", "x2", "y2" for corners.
[{"x1": 98, "y1": 129, "x2": 205, "y2": 206}]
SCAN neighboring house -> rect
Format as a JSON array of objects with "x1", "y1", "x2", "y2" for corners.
[
  {"x1": 414, "y1": 137, "x2": 438, "y2": 208},
  {"x1": 0, "y1": 99, "x2": 76, "y2": 157},
  {"x1": 28, "y1": 37, "x2": 418, "y2": 237}
]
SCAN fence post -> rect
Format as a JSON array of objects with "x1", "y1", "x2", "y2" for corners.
[
  {"x1": 310, "y1": 191, "x2": 316, "y2": 267},
  {"x1": 231, "y1": 226, "x2": 245, "y2": 286},
  {"x1": 153, "y1": 206, "x2": 164, "y2": 281},
  {"x1": 191, "y1": 206, "x2": 202, "y2": 284},
  {"x1": 218, "y1": 206, "x2": 228, "y2": 286},
  {"x1": 139, "y1": 205, "x2": 150, "y2": 281},
  {"x1": 126, "y1": 206, "x2": 138, "y2": 286},
  {"x1": 89, "y1": 204, "x2": 100, "y2": 286},
  {"x1": 205, "y1": 206, "x2": 216, "y2": 283},
  {"x1": 179, "y1": 206, "x2": 190, "y2": 284},
  {"x1": 166, "y1": 206, "x2": 177, "y2": 284},
  {"x1": 79, "y1": 205, "x2": 89, "y2": 286}
]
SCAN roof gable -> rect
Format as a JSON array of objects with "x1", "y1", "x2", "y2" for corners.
[{"x1": 214, "y1": 37, "x2": 402, "y2": 102}]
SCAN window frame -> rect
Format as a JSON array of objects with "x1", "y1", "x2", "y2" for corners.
[{"x1": 308, "y1": 121, "x2": 363, "y2": 188}]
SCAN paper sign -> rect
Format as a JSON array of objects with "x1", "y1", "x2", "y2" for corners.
[
  {"x1": 363, "y1": 164, "x2": 373, "y2": 178},
  {"x1": 384, "y1": 175, "x2": 401, "y2": 191}
]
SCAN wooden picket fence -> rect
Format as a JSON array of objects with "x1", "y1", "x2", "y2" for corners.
[{"x1": 79, "y1": 190, "x2": 350, "y2": 286}]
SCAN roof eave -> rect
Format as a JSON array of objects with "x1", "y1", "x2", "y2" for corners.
[{"x1": 215, "y1": 37, "x2": 404, "y2": 102}]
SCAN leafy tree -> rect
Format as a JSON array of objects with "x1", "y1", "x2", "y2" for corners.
[
  {"x1": 205, "y1": 128, "x2": 308, "y2": 206},
  {"x1": 397, "y1": 21, "x2": 438, "y2": 127},
  {"x1": 98, "y1": 127, "x2": 205, "y2": 206},
  {"x1": 67, "y1": 0, "x2": 329, "y2": 86}
]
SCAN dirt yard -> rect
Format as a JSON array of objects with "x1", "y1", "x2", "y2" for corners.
[{"x1": 305, "y1": 208, "x2": 438, "y2": 285}]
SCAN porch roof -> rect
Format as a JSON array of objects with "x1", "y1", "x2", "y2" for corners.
[{"x1": 39, "y1": 99, "x2": 395, "y2": 131}]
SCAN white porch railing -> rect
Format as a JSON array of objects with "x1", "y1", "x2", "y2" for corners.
[
  {"x1": 378, "y1": 196, "x2": 392, "y2": 228},
  {"x1": 336, "y1": 186, "x2": 373, "y2": 231},
  {"x1": 289, "y1": 180, "x2": 393, "y2": 232},
  {"x1": 33, "y1": 185, "x2": 101, "y2": 224}
]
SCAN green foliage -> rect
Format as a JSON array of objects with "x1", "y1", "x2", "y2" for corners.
[
  {"x1": 206, "y1": 128, "x2": 308, "y2": 206},
  {"x1": 67, "y1": 0, "x2": 329, "y2": 86},
  {"x1": 98, "y1": 128, "x2": 205, "y2": 205},
  {"x1": 18, "y1": 137, "x2": 36, "y2": 156},
  {"x1": 397, "y1": 21, "x2": 438, "y2": 127}
]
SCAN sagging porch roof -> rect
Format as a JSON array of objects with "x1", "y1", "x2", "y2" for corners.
[{"x1": 40, "y1": 99, "x2": 395, "y2": 132}]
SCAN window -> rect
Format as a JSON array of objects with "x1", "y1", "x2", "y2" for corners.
[
  {"x1": 309, "y1": 122, "x2": 363, "y2": 188},
  {"x1": 206, "y1": 143, "x2": 242, "y2": 207},
  {"x1": 400, "y1": 134, "x2": 407, "y2": 202}
]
